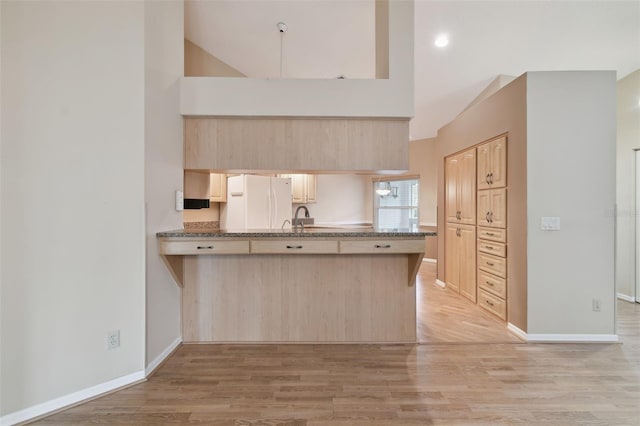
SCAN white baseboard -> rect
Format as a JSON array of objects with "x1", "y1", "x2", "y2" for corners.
[
  {"x1": 435, "y1": 279, "x2": 446, "y2": 288},
  {"x1": 506, "y1": 324, "x2": 618, "y2": 343},
  {"x1": 1, "y1": 337, "x2": 183, "y2": 426},
  {"x1": 0, "y1": 370, "x2": 145, "y2": 426},
  {"x1": 507, "y1": 323, "x2": 528, "y2": 340},
  {"x1": 145, "y1": 337, "x2": 182, "y2": 377},
  {"x1": 422, "y1": 258, "x2": 437, "y2": 264},
  {"x1": 526, "y1": 334, "x2": 619, "y2": 343},
  {"x1": 617, "y1": 292, "x2": 636, "y2": 303}
]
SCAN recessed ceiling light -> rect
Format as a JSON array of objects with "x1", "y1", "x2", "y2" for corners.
[{"x1": 434, "y1": 34, "x2": 449, "y2": 48}]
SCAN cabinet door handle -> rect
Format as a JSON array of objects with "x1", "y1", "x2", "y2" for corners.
[
  {"x1": 490, "y1": 211, "x2": 494, "y2": 223},
  {"x1": 486, "y1": 281, "x2": 494, "y2": 286},
  {"x1": 486, "y1": 300, "x2": 495, "y2": 307},
  {"x1": 486, "y1": 173, "x2": 491, "y2": 184},
  {"x1": 375, "y1": 244, "x2": 392, "y2": 249},
  {"x1": 286, "y1": 245, "x2": 303, "y2": 249},
  {"x1": 490, "y1": 172, "x2": 494, "y2": 184},
  {"x1": 485, "y1": 245, "x2": 494, "y2": 250},
  {"x1": 197, "y1": 246, "x2": 214, "y2": 249},
  {"x1": 486, "y1": 232, "x2": 495, "y2": 236},
  {"x1": 486, "y1": 212, "x2": 491, "y2": 223},
  {"x1": 486, "y1": 261, "x2": 494, "y2": 266}
]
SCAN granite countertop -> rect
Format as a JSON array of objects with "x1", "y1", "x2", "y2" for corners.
[{"x1": 157, "y1": 227, "x2": 436, "y2": 238}]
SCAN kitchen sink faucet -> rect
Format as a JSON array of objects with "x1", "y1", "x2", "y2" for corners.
[{"x1": 293, "y1": 205, "x2": 310, "y2": 233}]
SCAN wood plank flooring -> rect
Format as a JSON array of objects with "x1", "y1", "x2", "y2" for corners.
[
  {"x1": 416, "y1": 261, "x2": 523, "y2": 343},
  {"x1": 30, "y1": 263, "x2": 640, "y2": 425}
]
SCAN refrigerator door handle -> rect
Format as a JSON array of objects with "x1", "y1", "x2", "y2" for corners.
[
  {"x1": 268, "y1": 188, "x2": 273, "y2": 228},
  {"x1": 272, "y1": 187, "x2": 278, "y2": 229}
]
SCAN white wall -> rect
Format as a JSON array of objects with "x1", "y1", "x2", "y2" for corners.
[
  {"x1": 180, "y1": 1, "x2": 413, "y2": 118},
  {"x1": 408, "y1": 138, "x2": 438, "y2": 226},
  {"x1": 297, "y1": 175, "x2": 372, "y2": 225},
  {"x1": 526, "y1": 71, "x2": 617, "y2": 335},
  {"x1": 1, "y1": 0, "x2": 145, "y2": 417},
  {"x1": 144, "y1": 2, "x2": 184, "y2": 367},
  {"x1": 615, "y1": 70, "x2": 640, "y2": 300}
]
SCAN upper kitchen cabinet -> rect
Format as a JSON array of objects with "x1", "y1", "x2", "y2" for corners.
[
  {"x1": 184, "y1": 170, "x2": 210, "y2": 199},
  {"x1": 292, "y1": 174, "x2": 316, "y2": 204},
  {"x1": 209, "y1": 173, "x2": 227, "y2": 203},
  {"x1": 184, "y1": 117, "x2": 410, "y2": 172},
  {"x1": 477, "y1": 136, "x2": 507, "y2": 190},
  {"x1": 185, "y1": 171, "x2": 227, "y2": 202},
  {"x1": 445, "y1": 148, "x2": 476, "y2": 225},
  {"x1": 279, "y1": 174, "x2": 317, "y2": 204}
]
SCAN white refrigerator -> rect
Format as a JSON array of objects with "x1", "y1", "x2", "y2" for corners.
[{"x1": 221, "y1": 175, "x2": 292, "y2": 230}]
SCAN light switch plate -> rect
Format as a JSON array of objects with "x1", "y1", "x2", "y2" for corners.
[{"x1": 541, "y1": 216, "x2": 560, "y2": 231}]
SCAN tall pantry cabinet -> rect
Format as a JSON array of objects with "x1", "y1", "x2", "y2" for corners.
[
  {"x1": 476, "y1": 136, "x2": 508, "y2": 320},
  {"x1": 445, "y1": 149, "x2": 477, "y2": 300},
  {"x1": 445, "y1": 135, "x2": 508, "y2": 319}
]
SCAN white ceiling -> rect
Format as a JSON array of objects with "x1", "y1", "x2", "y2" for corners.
[{"x1": 185, "y1": 0, "x2": 640, "y2": 141}]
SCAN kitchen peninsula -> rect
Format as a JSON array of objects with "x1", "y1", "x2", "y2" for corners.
[{"x1": 157, "y1": 227, "x2": 433, "y2": 343}]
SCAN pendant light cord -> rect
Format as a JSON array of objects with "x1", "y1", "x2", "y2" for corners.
[{"x1": 279, "y1": 31, "x2": 284, "y2": 78}]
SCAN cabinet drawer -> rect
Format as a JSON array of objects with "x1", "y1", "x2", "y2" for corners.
[
  {"x1": 478, "y1": 270, "x2": 506, "y2": 298},
  {"x1": 159, "y1": 239, "x2": 249, "y2": 255},
  {"x1": 251, "y1": 240, "x2": 338, "y2": 254},
  {"x1": 477, "y1": 240, "x2": 506, "y2": 257},
  {"x1": 478, "y1": 227, "x2": 506, "y2": 243},
  {"x1": 478, "y1": 252, "x2": 506, "y2": 278},
  {"x1": 478, "y1": 289, "x2": 506, "y2": 320},
  {"x1": 339, "y1": 239, "x2": 425, "y2": 254}
]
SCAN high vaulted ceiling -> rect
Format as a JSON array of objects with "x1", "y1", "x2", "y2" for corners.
[{"x1": 185, "y1": 0, "x2": 640, "y2": 141}]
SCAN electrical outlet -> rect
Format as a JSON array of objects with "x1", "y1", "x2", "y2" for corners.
[
  {"x1": 107, "y1": 330, "x2": 120, "y2": 350},
  {"x1": 592, "y1": 299, "x2": 601, "y2": 312}
]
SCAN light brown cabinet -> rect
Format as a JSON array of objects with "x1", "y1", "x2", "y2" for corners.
[
  {"x1": 477, "y1": 136, "x2": 507, "y2": 190},
  {"x1": 184, "y1": 170, "x2": 227, "y2": 203},
  {"x1": 445, "y1": 135, "x2": 509, "y2": 320},
  {"x1": 184, "y1": 170, "x2": 210, "y2": 199},
  {"x1": 445, "y1": 149, "x2": 476, "y2": 225},
  {"x1": 477, "y1": 188, "x2": 507, "y2": 228},
  {"x1": 476, "y1": 135, "x2": 508, "y2": 321},
  {"x1": 285, "y1": 174, "x2": 317, "y2": 204},
  {"x1": 445, "y1": 224, "x2": 476, "y2": 302},
  {"x1": 209, "y1": 173, "x2": 227, "y2": 202},
  {"x1": 185, "y1": 171, "x2": 227, "y2": 202}
]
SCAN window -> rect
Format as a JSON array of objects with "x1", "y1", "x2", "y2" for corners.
[{"x1": 374, "y1": 178, "x2": 419, "y2": 231}]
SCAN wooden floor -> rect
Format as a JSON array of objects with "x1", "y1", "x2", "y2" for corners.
[
  {"x1": 31, "y1": 263, "x2": 640, "y2": 425},
  {"x1": 416, "y1": 262, "x2": 523, "y2": 344}
]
